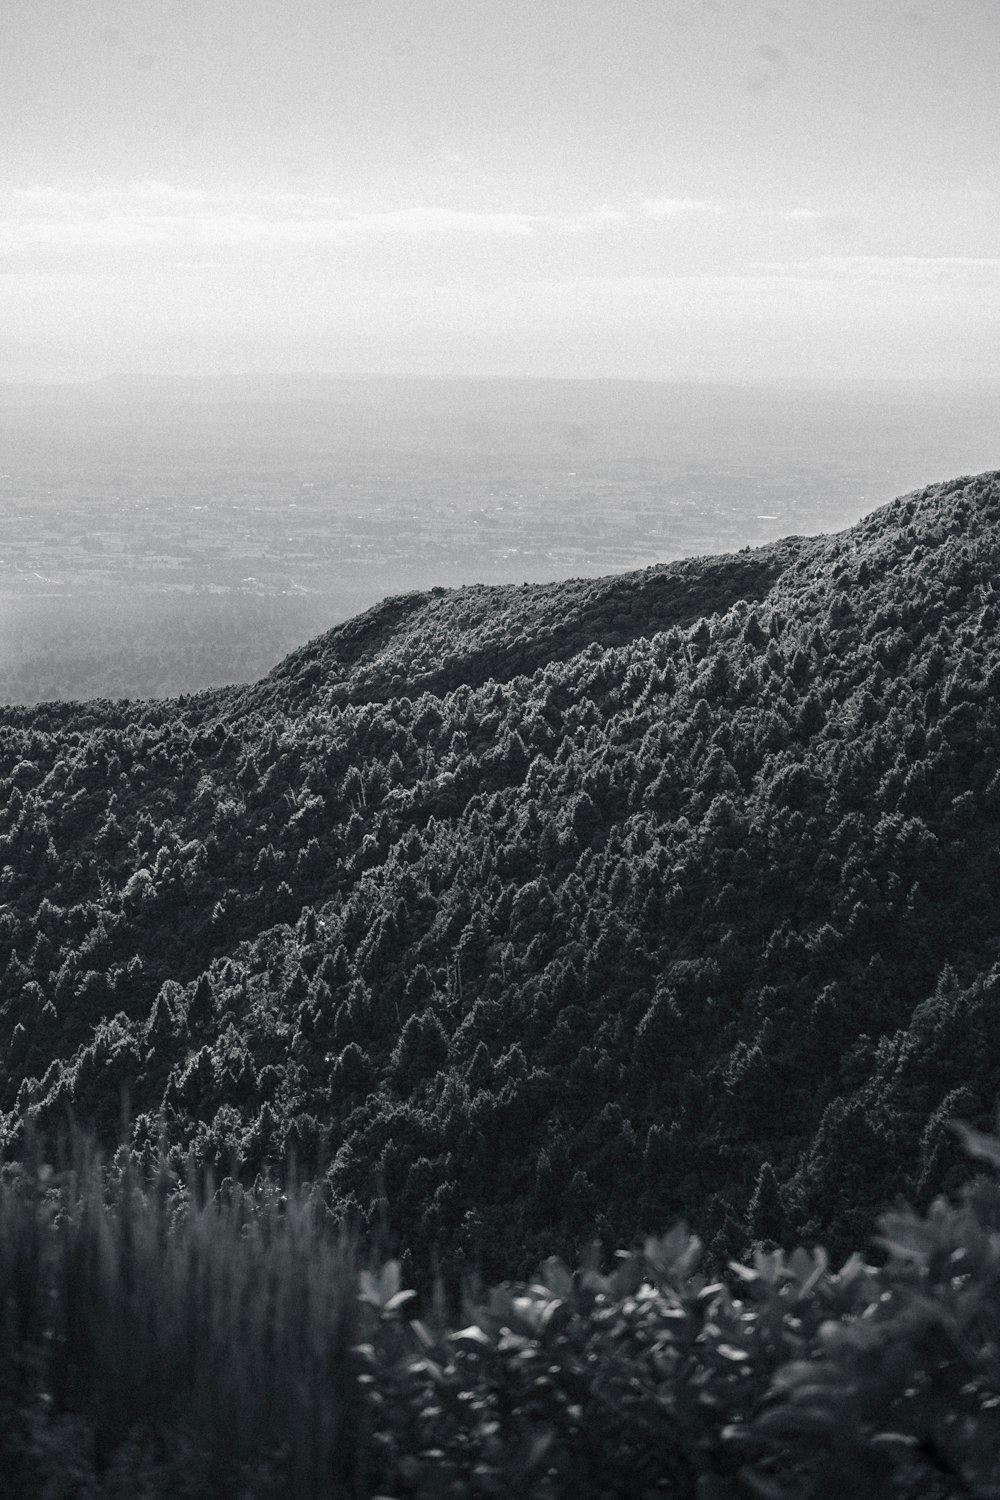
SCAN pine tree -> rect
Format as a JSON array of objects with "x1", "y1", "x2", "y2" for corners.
[
  {"x1": 187, "y1": 973, "x2": 215, "y2": 1033},
  {"x1": 747, "y1": 1160, "x2": 785, "y2": 1246}
]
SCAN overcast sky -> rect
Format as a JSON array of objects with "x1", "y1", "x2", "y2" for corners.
[{"x1": 1, "y1": 0, "x2": 998, "y2": 381}]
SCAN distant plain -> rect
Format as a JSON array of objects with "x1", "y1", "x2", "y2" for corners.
[{"x1": 1, "y1": 376, "x2": 997, "y2": 703}]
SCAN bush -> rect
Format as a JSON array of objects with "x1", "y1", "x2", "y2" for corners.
[{"x1": 3, "y1": 1122, "x2": 1000, "y2": 1497}]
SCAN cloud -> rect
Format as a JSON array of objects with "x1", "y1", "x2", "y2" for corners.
[
  {"x1": 0, "y1": 187, "x2": 546, "y2": 256},
  {"x1": 754, "y1": 255, "x2": 1000, "y2": 281},
  {"x1": 640, "y1": 198, "x2": 725, "y2": 219},
  {"x1": 0, "y1": 184, "x2": 733, "y2": 263}
]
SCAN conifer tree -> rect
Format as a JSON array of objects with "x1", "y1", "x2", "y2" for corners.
[{"x1": 747, "y1": 1160, "x2": 785, "y2": 1246}]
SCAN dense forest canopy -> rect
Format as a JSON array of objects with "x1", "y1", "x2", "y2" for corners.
[{"x1": 3, "y1": 470, "x2": 1000, "y2": 1282}]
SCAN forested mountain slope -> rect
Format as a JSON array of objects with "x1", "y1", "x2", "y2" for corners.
[{"x1": 3, "y1": 470, "x2": 1000, "y2": 1280}]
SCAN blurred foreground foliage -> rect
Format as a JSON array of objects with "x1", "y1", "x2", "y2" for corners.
[{"x1": 3, "y1": 1123, "x2": 1000, "y2": 1500}]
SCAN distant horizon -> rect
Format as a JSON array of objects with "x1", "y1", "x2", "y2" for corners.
[
  {"x1": 5, "y1": 370, "x2": 1000, "y2": 391},
  {"x1": 2, "y1": 368, "x2": 997, "y2": 704}
]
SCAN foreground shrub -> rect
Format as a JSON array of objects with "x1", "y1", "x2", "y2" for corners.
[
  {"x1": 732, "y1": 1122, "x2": 1000, "y2": 1499},
  {"x1": 359, "y1": 1126, "x2": 1000, "y2": 1498},
  {"x1": 356, "y1": 1233, "x2": 859, "y2": 1498},
  {"x1": 3, "y1": 1122, "x2": 1000, "y2": 1497}
]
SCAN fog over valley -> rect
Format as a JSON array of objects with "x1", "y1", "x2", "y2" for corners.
[{"x1": 2, "y1": 375, "x2": 998, "y2": 703}]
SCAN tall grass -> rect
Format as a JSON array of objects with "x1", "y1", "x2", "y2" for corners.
[{"x1": 0, "y1": 1142, "x2": 365, "y2": 1499}]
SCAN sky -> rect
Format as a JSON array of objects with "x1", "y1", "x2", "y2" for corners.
[{"x1": 1, "y1": 0, "x2": 998, "y2": 382}]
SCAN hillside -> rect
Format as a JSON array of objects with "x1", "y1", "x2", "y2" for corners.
[{"x1": 4, "y1": 470, "x2": 1000, "y2": 1281}]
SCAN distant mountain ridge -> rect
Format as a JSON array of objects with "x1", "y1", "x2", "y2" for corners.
[
  {"x1": 235, "y1": 470, "x2": 977, "y2": 710},
  {"x1": 4, "y1": 470, "x2": 1000, "y2": 1280},
  {"x1": 236, "y1": 539, "x2": 804, "y2": 714}
]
